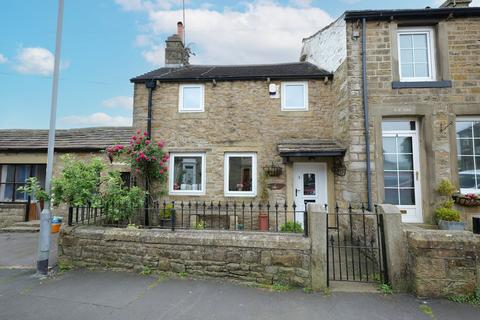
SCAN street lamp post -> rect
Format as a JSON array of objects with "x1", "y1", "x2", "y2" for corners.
[{"x1": 36, "y1": 0, "x2": 64, "y2": 276}]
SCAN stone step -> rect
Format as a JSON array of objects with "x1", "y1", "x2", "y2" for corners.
[
  {"x1": 0, "y1": 226, "x2": 40, "y2": 233},
  {"x1": 12, "y1": 220, "x2": 40, "y2": 228}
]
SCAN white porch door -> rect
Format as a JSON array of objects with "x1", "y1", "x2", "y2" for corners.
[
  {"x1": 293, "y1": 163, "x2": 328, "y2": 226},
  {"x1": 382, "y1": 123, "x2": 423, "y2": 223}
]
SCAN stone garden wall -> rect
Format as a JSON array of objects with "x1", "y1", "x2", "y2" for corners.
[
  {"x1": 59, "y1": 226, "x2": 312, "y2": 287},
  {"x1": 406, "y1": 227, "x2": 480, "y2": 298},
  {"x1": 0, "y1": 203, "x2": 25, "y2": 228}
]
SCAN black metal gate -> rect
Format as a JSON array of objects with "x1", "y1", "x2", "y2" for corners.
[{"x1": 326, "y1": 204, "x2": 388, "y2": 286}]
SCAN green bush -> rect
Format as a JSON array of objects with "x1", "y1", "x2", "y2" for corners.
[
  {"x1": 160, "y1": 203, "x2": 174, "y2": 220},
  {"x1": 102, "y1": 171, "x2": 145, "y2": 223},
  {"x1": 436, "y1": 179, "x2": 456, "y2": 197},
  {"x1": 52, "y1": 154, "x2": 105, "y2": 207},
  {"x1": 280, "y1": 221, "x2": 303, "y2": 233},
  {"x1": 435, "y1": 207, "x2": 461, "y2": 222}
]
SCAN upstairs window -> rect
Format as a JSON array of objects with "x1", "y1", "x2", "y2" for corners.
[
  {"x1": 179, "y1": 84, "x2": 204, "y2": 112},
  {"x1": 281, "y1": 82, "x2": 308, "y2": 111},
  {"x1": 224, "y1": 153, "x2": 257, "y2": 197},
  {"x1": 397, "y1": 27, "x2": 436, "y2": 82}
]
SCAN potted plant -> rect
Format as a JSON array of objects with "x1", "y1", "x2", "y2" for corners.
[
  {"x1": 435, "y1": 179, "x2": 464, "y2": 230},
  {"x1": 258, "y1": 170, "x2": 269, "y2": 231}
]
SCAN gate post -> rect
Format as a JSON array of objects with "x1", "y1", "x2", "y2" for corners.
[
  {"x1": 377, "y1": 204, "x2": 409, "y2": 291},
  {"x1": 308, "y1": 203, "x2": 327, "y2": 291}
]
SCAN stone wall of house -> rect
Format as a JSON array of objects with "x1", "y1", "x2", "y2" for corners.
[
  {"x1": 0, "y1": 203, "x2": 25, "y2": 228},
  {"x1": 406, "y1": 227, "x2": 480, "y2": 297},
  {"x1": 59, "y1": 226, "x2": 312, "y2": 287},
  {"x1": 133, "y1": 79, "x2": 336, "y2": 204},
  {"x1": 336, "y1": 17, "x2": 480, "y2": 222}
]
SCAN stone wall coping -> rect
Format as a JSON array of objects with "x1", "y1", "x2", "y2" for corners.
[
  {"x1": 62, "y1": 226, "x2": 311, "y2": 251},
  {"x1": 406, "y1": 228, "x2": 480, "y2": 250}
]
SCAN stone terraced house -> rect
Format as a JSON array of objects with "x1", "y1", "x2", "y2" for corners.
[
  {"x1": 131, "y1": 0, "x2": 480, "y2": 226},
  {"x1": 0, "y1": 127, "x2": 131, "y2": 228}
]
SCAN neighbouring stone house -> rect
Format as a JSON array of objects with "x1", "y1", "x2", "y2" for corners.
[
  {"x1": 301, "y1": 0, "x2": 480, "y2": 224},
  {"x1": 0, "y1": 127, "x2": 131, "y2": 227},
  {"x1": 131, "y1": 2, "x2": 480, "y2": 226}
]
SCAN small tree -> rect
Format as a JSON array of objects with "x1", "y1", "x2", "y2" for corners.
[
  {"x1": 17, "y1": 177, "x2": 50, "y2": 202},
  {"x1": 435, "y1": 179, "x2": 461, "y2": 222},
  {"x1": 51, "y1": 154, "x2": 105, "y2": 207}
]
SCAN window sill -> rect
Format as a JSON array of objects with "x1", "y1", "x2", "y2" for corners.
[{"x1": 392, "y1": 80, "x2": 452, "y2": 89}]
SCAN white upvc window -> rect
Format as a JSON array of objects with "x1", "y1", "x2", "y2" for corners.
[
  {"x1": 169, "y1": 153, "x2": 206, "y2": 195},
  {"x1": 281, "y1": 81, "x2": 308, "y2": 111},
  {"x1": 179, "y1": 84, "x2": 204, "y2": 112},
  {"x1": 456, "y1": 118, "x2": 480, "y2": 194},
  {"x1": 224, "y1": 153, "x2": 257, "y2": 197},
  {"x1": 397, "y1": 27, "x2": 436, "y2": 82}
]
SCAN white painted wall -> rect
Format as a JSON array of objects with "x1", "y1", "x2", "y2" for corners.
[{"x1": 300, "y1": 16, "x2": 347, "y2": 73}]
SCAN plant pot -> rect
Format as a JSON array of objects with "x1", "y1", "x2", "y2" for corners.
[
  {"x1": 438, "y1": 220, "x2": 465, "y2": 231},
  {"x1": 453, "y1": 195, "x2": 480, "y2": 207},
  {"x1": 258, "y1": 213, "x2": 269, "y2": 231},
  {"x1": 51, "y1": 223, "x2": 61, "y2": 233}
]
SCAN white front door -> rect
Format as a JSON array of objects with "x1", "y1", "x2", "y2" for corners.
[
  {"x1": 382, "y1": 120, "x2": 423, "y2": 223},
  {"x1": 293, "y1": 163, "x2": 328, "y2": 226}
]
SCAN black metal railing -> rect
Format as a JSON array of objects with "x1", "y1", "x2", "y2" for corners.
[
  {"x1": 326, "y1": 204, "x2": 388, "y2": 286},
  {"x1": 68, "y1": 200, "x2": 309, "y2": 236}
]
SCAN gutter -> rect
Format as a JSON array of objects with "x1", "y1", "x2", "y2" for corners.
[
  {"x1": 344, "y1": 7, "x2": 480, "y2": 21},
  {"x1": 130, "y1": 74, "x2": 333, "y2": 84},
  {"x1": 361, "y1": 18, "x2": 373, "y2": 211}
]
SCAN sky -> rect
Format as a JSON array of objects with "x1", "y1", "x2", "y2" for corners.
[{"x1": 0, "y1": 0, "x2": 477, "y2": 129}]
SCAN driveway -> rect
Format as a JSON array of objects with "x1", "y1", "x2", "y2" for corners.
[
  {"x1": 0, "y1": 268, "x2": 478, "y2": 320},
  {"x1": 0, "y1": 233, "x2": 58, "y2": 269}
]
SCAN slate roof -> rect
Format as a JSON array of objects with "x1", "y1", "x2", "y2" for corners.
[
  {"x1": 0, "y1": 127, "x2": 132, "y2": 152},
  {"x1": 344, "y1": 7, "x2": 480, "y2": 21},
  {"x1": 278, "y1": 140, "x2": 346, "y2": 157},
  {"x1": 131, "y1": 62, "x2": 332, "y2": 83}
]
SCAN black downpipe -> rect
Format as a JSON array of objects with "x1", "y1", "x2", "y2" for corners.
[
  {"x1": 361, "y1": 18, "x2": 373, "y2": 211},
  {"x1": 144, "y1": 79, "x2": 157, "y2": 226}
]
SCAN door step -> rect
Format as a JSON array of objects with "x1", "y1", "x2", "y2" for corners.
[
  {"x1": 0, "y1": 220, "x2": 41, "y2": 233},
  {"x1": 329, "y1": 282, "x2": 379, "y2": 293},
  {"x1": 0, "y1": 226, "x2": 40, "y2": 233}
]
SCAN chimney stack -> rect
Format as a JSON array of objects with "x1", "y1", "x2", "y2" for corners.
[
  {"x1": 440, "y1": 0, "x2": 472, "y2": 7},
  {"x1": 164, "y1": 21, "x2": 189, "y2": 67}
]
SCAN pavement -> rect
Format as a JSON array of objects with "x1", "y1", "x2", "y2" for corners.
[
  {"x1": 0, "y1": 233, "x2": 479, "y2": 320},
  {"x1": 0, "y1": 232, "x2": 58, "y2": 269}
]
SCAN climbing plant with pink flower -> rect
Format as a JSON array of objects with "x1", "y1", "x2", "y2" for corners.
[{"x1": 106, "y1": 130, "x2": 169, "y2": 187}]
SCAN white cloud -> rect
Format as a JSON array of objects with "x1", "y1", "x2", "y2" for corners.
[
  {"x1": 289, "y1": 0, "x2": 312, "y2": 8},
  {"x1": 142, "y1": 44, "x2": 165, "y2": 66},
  {"x1": 134, "y1": 1, "x2": 332, "y2": 65},
  {"x1": 114, "y1": 0, "x2": 185, "y2": 11},
  {"x1": 14, "y1": 47, "x2": 69, "y2": 75},
  {"x1": 101, "y1": 96, "x2": 133, "y2": 110},
  {"x1": 61, "y1": 112, "x2": 132, "y2": 127},
  {"x1": 0, "y1": 53, "x2": 7, "y2": 64}
]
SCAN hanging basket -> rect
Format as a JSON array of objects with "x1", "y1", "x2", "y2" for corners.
[{"x1": 453, "y1": 194, "x2": 480, "y2": 207}]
